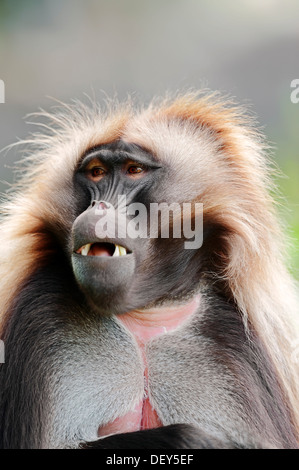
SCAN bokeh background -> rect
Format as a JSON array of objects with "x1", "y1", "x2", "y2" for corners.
[{"x1": 0, "y1": 0, "x2": 298, "y2": 277}]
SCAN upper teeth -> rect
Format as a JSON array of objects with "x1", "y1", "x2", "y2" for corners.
[
  {"x1": 118, "y1": 246, "x2": 127, "y2": 256},
  {"x1": 81, "y1": 244, "x2": 91, "y2": 256},
  {"x1": 77, "y1": 244, "x2": 127, "y2": 256}
]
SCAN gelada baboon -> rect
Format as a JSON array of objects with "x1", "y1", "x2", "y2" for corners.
[{"x1": 0, "y1": 92, "x2": 298, "y2": 449}]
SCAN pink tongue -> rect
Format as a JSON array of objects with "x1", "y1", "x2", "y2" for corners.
[{"x1": 89, "y1": 244, "x2": 113, "y2": 257}]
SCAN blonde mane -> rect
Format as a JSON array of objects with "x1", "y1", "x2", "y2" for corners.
[{"x1": 1, "y1": 91, "x2": 298, "y2": 438}]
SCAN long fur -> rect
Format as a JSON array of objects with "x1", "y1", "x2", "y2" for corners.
[{"x1": 0, "y1": 91, "x2": 298, "y2": 441}]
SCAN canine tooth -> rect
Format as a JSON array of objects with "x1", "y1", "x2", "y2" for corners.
[
  {"x1": 113, "y1": 245, "x2": 120, "y2": 257},
  {"x1": 81, "y1": 244, "x2": 91, "y2": 256},
  {"x1": 119, "y1": 246, "x2": 127, "y2": 256}
]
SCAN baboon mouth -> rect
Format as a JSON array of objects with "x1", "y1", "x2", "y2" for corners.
[{"x1": 76, "y1": 242, "x2": 130, "y2": 257}]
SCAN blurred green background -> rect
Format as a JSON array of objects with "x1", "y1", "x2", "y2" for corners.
[{"x1": 0, "y1": 0, "x2": 298, "y2": 277}]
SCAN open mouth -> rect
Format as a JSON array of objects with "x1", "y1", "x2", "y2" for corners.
[{"x1": 75, "y1": 242, "x2": 130, "y2": 257}]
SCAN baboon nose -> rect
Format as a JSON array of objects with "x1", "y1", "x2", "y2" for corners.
[
  {"x1": 91, "y1": 200, "x2": 108, "y2": 209},
  {"x1": 91, "y1": 200, "x2": 111, "y2": 215},
  {"x1": 98, "y1": 201, "x2": 108, "y2": 210}
]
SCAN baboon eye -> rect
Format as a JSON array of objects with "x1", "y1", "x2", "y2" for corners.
[
  {"x1": 91, "y1": 167, "x2": 106, "y2": 177},
  {"x1": 126, "y1": 165, "x2": 147, "y2": 178},
  {"x1": 86, "y1": 166, "x2": 107, "y2": 182},
  {"x1": 127, "y1": 165, "x2": 144, "y2": 174},
  {"x1": 82, "y1": 158, "x2": 108, "y2": 182}
]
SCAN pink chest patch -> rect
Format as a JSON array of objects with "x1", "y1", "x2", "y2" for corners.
[{"x1": 98, "y1": 295, "x2": 200, "y2": 438}]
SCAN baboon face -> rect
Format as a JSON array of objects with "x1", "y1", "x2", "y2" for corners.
[{"x1": 70, "y1": 140, "x2": 202, "y2": 315}]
